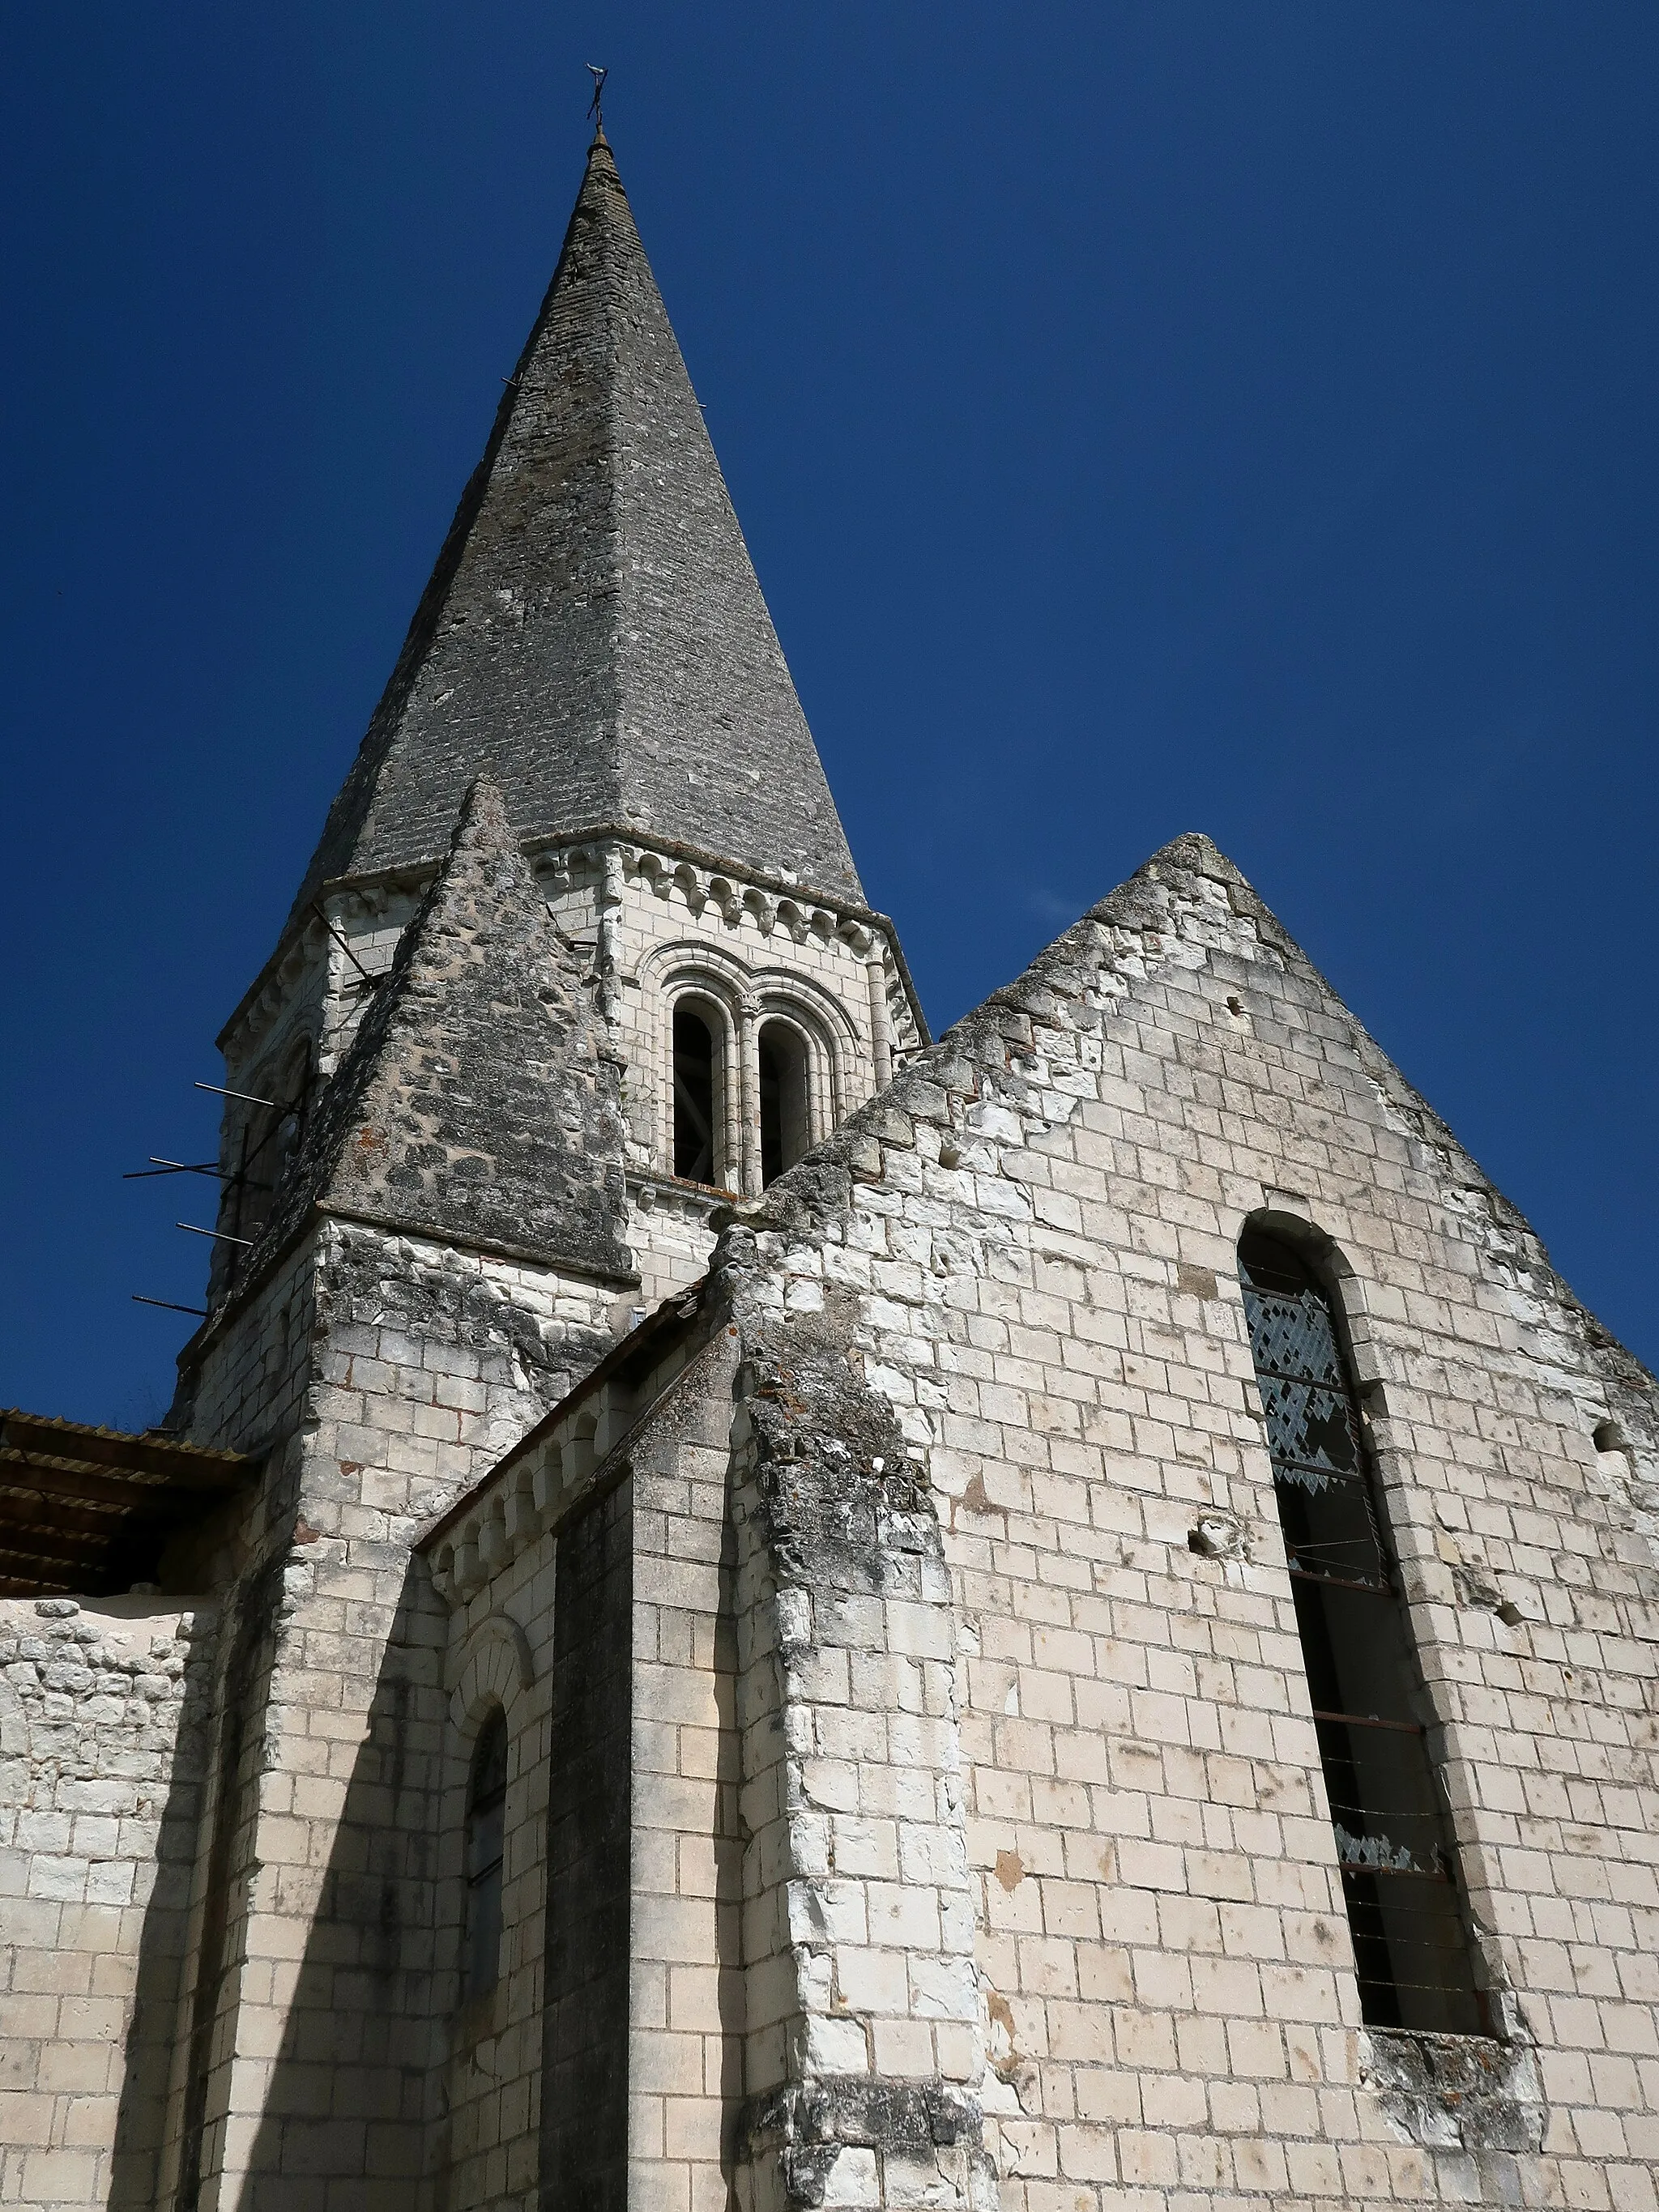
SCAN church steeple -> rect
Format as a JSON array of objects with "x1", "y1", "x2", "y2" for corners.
[
  {"x1": 290, "y1": 131, "x2": 864, "y2": 923},
  {"x1": 212, "y1": 126, "x2": 923, "y2": 1340}
]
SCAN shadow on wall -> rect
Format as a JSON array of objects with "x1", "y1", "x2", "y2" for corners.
[
  {"x1": 131, "y1": 1443, "x2": 749, "y2": 2211},
  {"x1": 104, "y1": 1605, "x2": 220, "y2": 2212},
  {"x1": 225, "y1": 1558, "x2": 452, "y2": 2212},
  {"x1": 714, "y1": 1513, "x2": 746, "y2": 2207},
  {"x1": 539, "y1": 1458, "x2": 749, "y2": 2212}
]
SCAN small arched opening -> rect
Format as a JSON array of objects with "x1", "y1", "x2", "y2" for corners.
[
  {"x1": 672, "y1": 1002, "x2": 719, "y2": 1185},
  {"x1": 463, "y1": 1707, "x2": 509, "y2": 2002},
  {"x1": 757, "y1": 1019, "x2": 812, "y2": 1187}
]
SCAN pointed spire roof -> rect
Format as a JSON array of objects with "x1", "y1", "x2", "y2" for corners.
[
  {"x1": 288, "y1": 134, "x2": 864, "y2": 926},
  {"x1": 260, "y1": 774, "x2": 633, "y2": 1281}
]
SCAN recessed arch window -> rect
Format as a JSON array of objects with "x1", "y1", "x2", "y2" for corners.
[
  {"x1": 757, "y1": 1019, "x2": 811, "y2": 1187},
  {"x1": 1238, "y1": 1228, "x2": 1484, "y2": 2035},
  {"x1": 672, "y1": 1003, "x2": 719, "y2": 1184},
  {"x1": 464, "y1": 1707, "x2": 509, "y2": 2002}
]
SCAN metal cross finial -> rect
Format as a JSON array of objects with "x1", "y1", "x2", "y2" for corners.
[{"x1": 586, "y1": 64, "x2": 608, "y2": 134}]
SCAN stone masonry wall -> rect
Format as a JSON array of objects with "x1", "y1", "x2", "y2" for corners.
[
  {"x1": 0, "y1": 1593, "x2": 216, "y2": 2212},
  {"x1": 626, "y1": 1330, "x2": 746, "y2": 2212},
  {"x1": 216, "y1": 838, "x2": 906, "y2": 1339},
  {"x1": 704, "y1": 833, "x2": 1659, "y2": 2212},
  {"x1": 0, "y1": 1227, "x2": 322, "y2": 2212}
]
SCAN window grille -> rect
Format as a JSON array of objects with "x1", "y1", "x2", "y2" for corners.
[{"x1": 1238, "y1": 1230, "x2": 1484, "y2": 2035}]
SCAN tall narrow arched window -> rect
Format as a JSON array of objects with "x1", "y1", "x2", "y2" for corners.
[
  {"x1": 1238, "y1": 1230, "x2": 1484, "y2": 2035},
  {"x1": 672, "y1": 1004, "x2": 718, "y2": 1183},
  {"x1": 757, "y1": 1020, "x2": 811, "y2": 1187},
  {"x1": 464, "y1": 1709, "x2": 508, "y2": 2002}
]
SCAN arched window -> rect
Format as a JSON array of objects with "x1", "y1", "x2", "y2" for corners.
[
  {"x1": 1237, "y1": 1230, "x2": 1484, "y2": 2035},
  {"x1": 464, "y1": 1708, "x2": 508, "y2": 2002},
  {"x1": 757, "y1": 1020, "x2": 811, "y2": 1187},
  {"x1": 672, "y1": 1004, "x2": 718, "y2": 1184}
]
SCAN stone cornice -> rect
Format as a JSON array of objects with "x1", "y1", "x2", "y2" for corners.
[{"x1": 220, "y1": 822, "x2": 931, "y2": 1064}]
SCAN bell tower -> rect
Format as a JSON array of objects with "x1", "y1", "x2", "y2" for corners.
[{"x1": 143, "y1": 137, "x2": 922, "y2": 2212}]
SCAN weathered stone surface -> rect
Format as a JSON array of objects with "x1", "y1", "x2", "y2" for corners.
[
  {"x1": 258, "y1": 771, "x2": 633, "y2": 1284},
  {"x1": 0, "y1": 1596, "x2": 219, "y2": 2212},
  {"x1": 672, "y1": 828, "x2": 1659, "y2": 2212}
]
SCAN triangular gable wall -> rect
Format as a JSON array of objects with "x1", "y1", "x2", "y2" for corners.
[
  {"x1": 260, "y1": 774, "x2": 632, "y2": 1283},
  {"x1": 733, "y1": 829, "x2": 1659, "y2": 1458}
]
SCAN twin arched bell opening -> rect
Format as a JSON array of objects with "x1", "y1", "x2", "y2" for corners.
[{"x1": 670, "y1": 998, "x2": 817, "y2": 1196}]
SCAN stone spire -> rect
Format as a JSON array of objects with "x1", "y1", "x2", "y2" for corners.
[
  {"x1": 261, "y1": 773, "x2": 632, "y2": 1283},
  {"x1": 288, "y1": 132, "x2": 864, "y2": 924}
]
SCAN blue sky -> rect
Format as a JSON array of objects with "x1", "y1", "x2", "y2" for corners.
[{"x1": 4, "y1": 3, "x2": 1656, "y2": 1426}]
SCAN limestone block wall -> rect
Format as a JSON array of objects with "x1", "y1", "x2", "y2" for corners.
[
  {"x1": 706, "y1": 834, "x2": 1659, "y2": 2212},
  {"x1": 176, "y1": 1226, "x2": 318, "y2": 1482},
  {"x1": 433, "y1": 1539, "x2": 555, "y2": 2211},
  {"x1": 628, "y1": 1176, "x2": 725, "y2": 1313},
  {"x1": 0, "y1": 1592, "x2": 215, "y2": 2212},
  {"x1": 627, "y1": 1332, "x2": 744, "y2": 2212}
]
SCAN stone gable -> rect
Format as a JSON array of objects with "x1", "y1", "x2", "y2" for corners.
[{"x1": 660, "y1": 829, "x2": 1659, "y2": 2212}]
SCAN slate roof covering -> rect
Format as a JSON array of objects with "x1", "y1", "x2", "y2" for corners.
[
  {"x1": 259, "y1": 774, "x2": 633, "y2": 1285},
  {"x1": 288, "y1": 130, "x2": 863, "y2": 927}
]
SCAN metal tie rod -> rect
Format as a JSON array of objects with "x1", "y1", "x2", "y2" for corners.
[
  {"x1": 194, "y1": 1080, "x2": 281, "y2": 1109},
  {"x1": 309, "y1": 899, "x2": 380, "y2": 987},
  {"x1": 177, "y1": 1222, "x2": 254, "y2": 1247},
  {"x1": 133, "y1": 1295, "x2": 210, "y2": 1317},
  {"x1": 125, "y1": 1158, "x2": 273, "y2": 1190}
]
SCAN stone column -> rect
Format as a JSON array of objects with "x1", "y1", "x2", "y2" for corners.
[
  {"x1": 866, "y1": 955, "x2": 893, "y2": 1097},
  {"x1": 738, "y1": 998, "x2": 761, "y2": 1196},
  {"x1": 725, "y1": 1305, "x2": 992, "y2": 2212},
  {"x1": 597, "y1": 844, "x2": 625, "y2": 1023}
]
